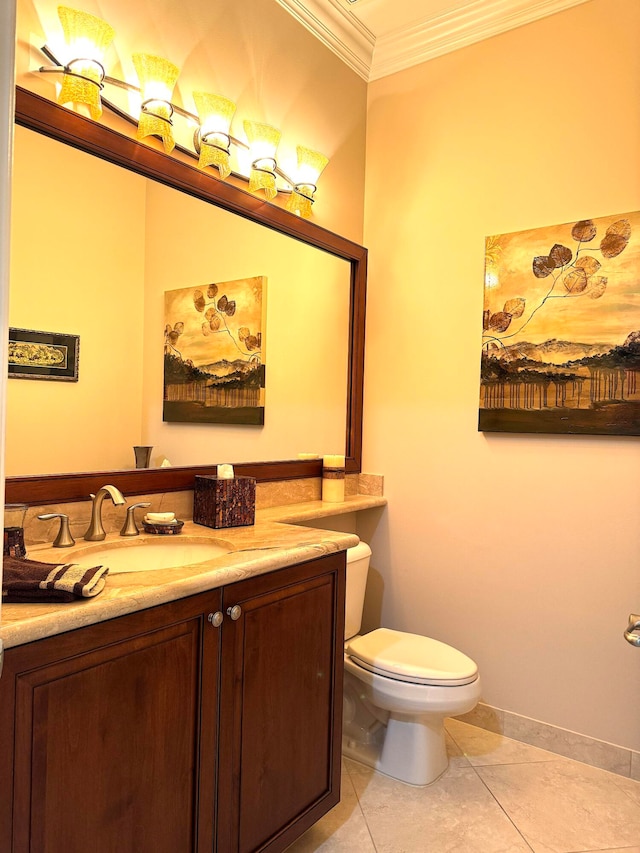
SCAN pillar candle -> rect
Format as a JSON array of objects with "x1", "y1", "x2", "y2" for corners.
[{"x1": 322, "y1": 454, "x2": 345, "y2": 503}]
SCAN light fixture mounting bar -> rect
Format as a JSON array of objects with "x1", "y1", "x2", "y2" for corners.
[{"x1": 38, "y1": 43, "x2": 301, "y2": 200}]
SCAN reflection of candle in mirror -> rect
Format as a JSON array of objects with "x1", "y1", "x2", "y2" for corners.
[
  {"x1": 298, "y1": 453, "x2": 320, "y2": 460},
  {"x1": 322, "y1": 454, "x2": 345, "y2": 503}
]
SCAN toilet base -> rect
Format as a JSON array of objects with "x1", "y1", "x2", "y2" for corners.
[
  {"x1": 342, "y1": 664, "x2": 482, "y2": 787},
  {"x1": 343, "y1": 711, "x2": 449, "y2": 787}
]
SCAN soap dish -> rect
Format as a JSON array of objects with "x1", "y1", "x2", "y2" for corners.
[{"x1": 142, "y1": 519, "x2": 184, "y2": 535}]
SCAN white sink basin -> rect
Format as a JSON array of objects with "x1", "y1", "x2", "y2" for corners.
[{"x1": 71, "y1": 537, "x2": 232, "y2": 574}]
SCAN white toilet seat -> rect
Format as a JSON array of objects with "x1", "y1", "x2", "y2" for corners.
[{"x1": 346, "y1": 627, "x2": 478, "y2": 686}]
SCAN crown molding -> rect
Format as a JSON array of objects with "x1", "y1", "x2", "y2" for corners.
[
  {"x1": 274, "y1": 0, "x2": 374, "y2": 80},
  {"x1": 277, "y1": 0, "x2": 590, "y2": 81}
]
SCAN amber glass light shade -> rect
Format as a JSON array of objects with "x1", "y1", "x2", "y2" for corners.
[
  {"x1": 57, "y1": 6, "x2": 115, "y2": 120},
  {"x1": 243, "y1": 120, "x2": 281, "y2": 200},
  {"x1": 193, "y1": 92, "x2": 236, "y2": 178},
  {"x1": 132, "y1": 53, "x2": 180, "y2": 153},
  {"x1": 286, "y1": 146, "x2": 329, "y2": 218},
  {"x1": 286, "y1": 189, "x2": 313, "y2": 219}
]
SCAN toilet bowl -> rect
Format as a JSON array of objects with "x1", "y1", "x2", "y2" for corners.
[{"x1": 343, "y1": 542, "x2": 481, "y2": 786}]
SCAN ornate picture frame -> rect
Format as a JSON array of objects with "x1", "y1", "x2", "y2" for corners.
[{"x1": 8, "y1": 327, "x2": 79, "y2": 382}]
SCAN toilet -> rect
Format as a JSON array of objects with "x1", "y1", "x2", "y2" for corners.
[{"x1": 343, "y1": 542, "x2": 481, "y2": 786}]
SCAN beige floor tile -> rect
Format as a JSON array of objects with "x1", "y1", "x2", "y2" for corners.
[
  {"x1": 346, "y1": 760, "x2": 532, "y2": 852},
  {"x1": 445, "y1": 718, "x2": 560, "y2": 767},
  {"x1": 446, "y1": 730, "x2": 463, "y2": 756},
  {"x1": 292, "y1": 730, "x2": 640, "y2": 852},
  {"x1": 476, "y1": 759, "x2": 640, "y2": 853},
  {"x1": 610, "y1": 772, "x2": 640, "y2": 807},
  {"x1": 446, "y1": 729, "x2": 473, "y2": 771},
  {"x1": 286, "y1": 768, "x2": 375, "y2": 852},
  {"x1": 590, "y1": 848, "x2": 640, "y2": 853}
]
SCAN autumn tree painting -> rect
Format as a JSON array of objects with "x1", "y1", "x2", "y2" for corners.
[
  {"x1": 479, "y1": 211, "x2": 640, "y2": 435},
  {"x1": 164, "y1": 276, "x2": 266, "y2": 425}
]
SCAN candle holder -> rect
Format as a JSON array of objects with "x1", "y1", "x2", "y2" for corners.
[{"x1": 322, "y1": 455, "x2": 345, "y2": 503}]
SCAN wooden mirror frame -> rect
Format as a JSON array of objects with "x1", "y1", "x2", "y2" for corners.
[{"x1": 6, "y1": 86, "x2": 367, "y2": 505}]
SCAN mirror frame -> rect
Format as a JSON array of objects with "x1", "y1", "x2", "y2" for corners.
[{"x1": 5, "y1": 86, "x2": 367, "y2": 505}]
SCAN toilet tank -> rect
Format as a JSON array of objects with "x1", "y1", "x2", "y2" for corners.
[{"x1": 345, "y1": 541, "x2": 371, "y2": 640}]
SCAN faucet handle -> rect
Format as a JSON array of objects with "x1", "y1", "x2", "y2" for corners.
[
  {"x1": 120, "y1": 502, "x2": 151, "y2": 537},
  {"x1": 38, "y1": 513, "x2": 75, "y2": 548}
]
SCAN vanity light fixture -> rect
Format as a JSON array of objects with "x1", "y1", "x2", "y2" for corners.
[
  {"x1": 37, "y1": 6, "x2": 328, "y2": 216},
  {"x1": 56, "y1": 6, "x2": 115, "y2": 120},
  {"x1": 285, "y1": 146, "x2": 330, "y2": 218},
  {"x1": 243, "y1": 120, "x2": 282, "y2": 200},
  {"x1": 193, "y1": 91, "x2": 237, "y2": 178},
  {"x1": 132, "y1": 53, "x2": 180, "y2": 154}
]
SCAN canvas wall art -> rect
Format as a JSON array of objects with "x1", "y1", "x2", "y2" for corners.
[
  {"x1": 479, "y1": 211, "x2": 640, "y2": 435},
  {"x1": 164, "y1": 276, "x2": 266, "y2": 425}
]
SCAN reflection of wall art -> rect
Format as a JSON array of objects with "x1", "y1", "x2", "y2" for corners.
[
  {"x1": 479, "y1": 211, "x2": 640, "y2": 436},
  {"x1": 164, "y1": 276, "x2": 266, "y2": 425},
  {"x1": 8, "y1": 328, "x2": 79, "y2": 381}
]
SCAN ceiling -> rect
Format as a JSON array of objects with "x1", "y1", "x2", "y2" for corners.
[{"x1": 275, "y1": 0, "x2": 590, "y2": 80}]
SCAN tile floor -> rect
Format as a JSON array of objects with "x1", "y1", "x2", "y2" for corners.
[{"x1": 287, "y1": 719, "x2": 640, "y2": 853}]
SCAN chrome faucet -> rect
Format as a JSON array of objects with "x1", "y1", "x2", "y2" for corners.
[{"x1": 84, "y1": 485, "x2": 126, "y2": 541}]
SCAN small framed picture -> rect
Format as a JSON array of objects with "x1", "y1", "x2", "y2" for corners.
[{"x1": 8, "y1": 327, "x2": 79, "y2": 382}]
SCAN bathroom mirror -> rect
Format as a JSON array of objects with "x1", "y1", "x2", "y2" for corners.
[{"x1": 5, "y1": 87, "x2": 366, "y2": 504}]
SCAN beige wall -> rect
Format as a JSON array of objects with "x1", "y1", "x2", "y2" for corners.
[
  {"x1": 7, "y1": 125, "x2": 147, "y2": 475},
  {"x1": 362, "y1": 0, "x2": 640, "y2": 751},
  {"x1": 141, "y1": 181, "x2": 350, "y2": 467}
]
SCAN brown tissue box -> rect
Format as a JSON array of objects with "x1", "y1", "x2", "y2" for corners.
[{"x1": 193, "y1": 475, "x2": 256, "y2": 529}]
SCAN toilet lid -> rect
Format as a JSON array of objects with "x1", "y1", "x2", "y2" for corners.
[{"x1": 346, "y1": 628, "x2": 478, "y2": 686}]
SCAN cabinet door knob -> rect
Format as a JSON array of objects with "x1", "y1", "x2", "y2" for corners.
[
  {"x1": 208, "y1": 611, "x2": 224, "y2": 628},
  {"x1": 226, "y1": 605, "x2": 242, "y2": 621}
]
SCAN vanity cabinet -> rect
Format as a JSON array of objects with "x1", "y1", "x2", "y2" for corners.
[{"x1": 0, "y1": 551, "x2": 345, "y2": 853}]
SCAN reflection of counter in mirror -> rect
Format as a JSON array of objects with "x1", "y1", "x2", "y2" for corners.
[{"x1": 8, "y1": 119, "x2": 350, "y2": 478}]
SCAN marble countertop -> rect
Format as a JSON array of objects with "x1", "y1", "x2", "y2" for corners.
[{"x1": 1, "y1": 494, "x2": 386, "y2": 649}]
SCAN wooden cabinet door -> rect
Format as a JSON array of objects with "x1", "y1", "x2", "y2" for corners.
[
  {"x1": 216, "y1": 553, "x2": 345, "y2": 853},
  {"x1": 0, "y1": 592, "x2": 222, "y2": 853}
]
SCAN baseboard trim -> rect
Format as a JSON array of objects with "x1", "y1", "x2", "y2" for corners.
[{"x1": 456, "y1": 703, "x2": 640, "y2": 782}]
